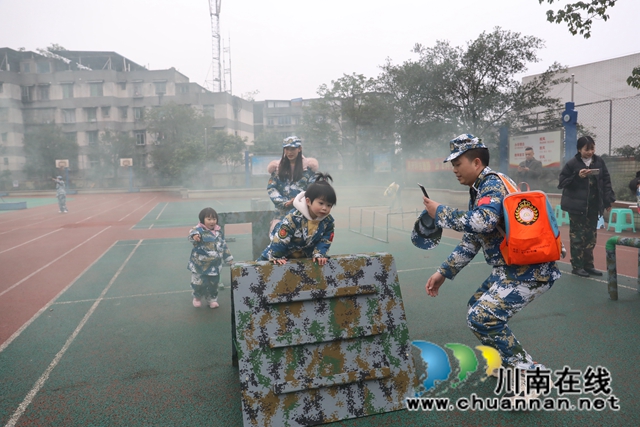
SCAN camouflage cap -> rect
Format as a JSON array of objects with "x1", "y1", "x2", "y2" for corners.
[
  {"x1": 444, "y1": 133, "x2": 486, "y2": 163},
  {"x1": 283, "y1": 136, "x2": 302, "y2": 148},
  {"x1": 411, "y1": 211, "x2": 443, "y2": 250}
]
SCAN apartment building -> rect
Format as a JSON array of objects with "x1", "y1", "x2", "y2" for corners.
[
  {"x1": 0, "y1": 48, "x2": 253, "y2": 180},
  {"x1": 253, "y1": 98, "x2": 313, "y2": 140}
]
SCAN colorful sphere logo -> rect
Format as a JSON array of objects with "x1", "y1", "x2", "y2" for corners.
[{"x1": 412, "y1": 340, "x2": 501, "y2": 395}]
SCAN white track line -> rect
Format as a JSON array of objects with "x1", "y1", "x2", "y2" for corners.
[
  {"x1": 0, "y1": 227, "x2": 111, "y2": 298},
  {"x1": 0, "y1": 241, "x2": 117, "y2": 354},
  {"x1": 0, "y1": 196, "x2": 125, "y2": 234},
  {"x1": 155, "y1": 202, "x2": 169, "y2": 220},
  {"x1": 76, "y1": 196, "x2": 141, "y2": 224},
  {"x1": 0, "y1": 229, "x2": 62, "y2": 255},
  {"x1": 118, "y1": 196, "x2": 158, "y2": 222},
  {"x1": 53, "y1": 289, "x2": 191, "y2": 305},
  {"x1": 4, "y1": 240, "x2": 143, "y2": 427},
  {"x1": 130, "y1": 200, "x2": 163, "y2": 231}
]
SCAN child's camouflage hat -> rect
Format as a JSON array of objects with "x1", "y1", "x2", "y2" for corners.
[
  {"x1": 444, "y1": 133, "x2": 486, "y2": 162},
  {"x1": 411, "y1": 211, "x2": 442, "y2": 250}
]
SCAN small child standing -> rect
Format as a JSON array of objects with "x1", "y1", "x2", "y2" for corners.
[
  {"x1": 259, "y1": 173, "x2": 336, "y2": 265},
  {"x1": 187, "y1": 207, "x2": 234, "y2": 308},
  {"x1": 52, "y1": 176, "x2": 68, "y2": 213}
]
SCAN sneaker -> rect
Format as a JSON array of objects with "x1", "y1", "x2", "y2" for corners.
[
  {"x1": 192, "y1": 298, "x2": 202, "y2": 308},
  {"x1": 218, "y1": 282, "x2": 225, "y2": 290},
  {"x1": 209, "y1": 300, "x2": 219, "y2": 309}
]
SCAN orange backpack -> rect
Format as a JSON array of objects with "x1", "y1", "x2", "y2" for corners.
[{"x1": 488, "y1": 172, "x2": 562, "y2": 266}]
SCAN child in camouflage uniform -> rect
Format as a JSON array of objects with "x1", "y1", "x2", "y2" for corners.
[
  {"x1": 259, "y1": 173, "x2": 336, "y2": 265},
  {"x1": 188, "y1": 207, "x2": 234, "y2": 308},
  {"x1": 52, "y1": 176, "x2": 68, "y2": 213},
  {"x1": 416, "y1": 134, "x2": 561, "y2": 403}
]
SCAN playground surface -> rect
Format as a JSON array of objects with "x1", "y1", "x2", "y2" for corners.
[{"x1": 1, "y1": 189, "x2": 639, "y2": 427}]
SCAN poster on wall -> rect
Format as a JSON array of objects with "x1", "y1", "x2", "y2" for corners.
[
  {"x1": 251, "y1": 156, "x2": 280, "y2": 175},
  {"x1": 509, "y1": 130, "x2": 563, "y2": 168}
]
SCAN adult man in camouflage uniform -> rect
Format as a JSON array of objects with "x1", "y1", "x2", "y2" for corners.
[{"x1": 415, "y1": 134, "x2": 561, "y2": 399}]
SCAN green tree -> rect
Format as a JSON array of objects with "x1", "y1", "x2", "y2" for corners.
[
  {"x1": 145, "y1": 102, "x2": 214, "y2": 184},
  {"x1": 300, "y1": 73, "x2": 395, "y2": 168},
  {"x1": 23, "y1": 124, "x2": 79, "y2": 181},
  {"x1": 539, "y1": 0, "x2": 617, "y2": 38},
  {"x1": 379, "y1": 28, "x2": 568, "y2": 154},
  {"x1": 86, "y1": 131, "x2": 136, "y2": 185},
  {"x1": 539, "y1": 1, "x2": 639, "y2": 90},
  {"x1": 251, "y1": 131, "x2": 284, "y2": 155},
  {"x1": 209, "y1": 131, "x2": 247, "y2": 172}
]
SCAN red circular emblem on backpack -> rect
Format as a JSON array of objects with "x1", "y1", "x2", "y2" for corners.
[{"x1": 278, "y1": 227, "x2": 288, "y2": 239}]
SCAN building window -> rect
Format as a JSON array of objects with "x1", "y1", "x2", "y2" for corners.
[
  {"x1": 101, "y1": 106, "x2": 111, "y2": 118},
  {"x1": 119, "y1": 107, "x2": 128, "y2": 119},
  {"x1": 119, "y1": 82, "x2": 127, "y2": 90},
  {"x1": 0, "y1": 108, "x2": 8, "y2": 122},
  {"x1": 21, "y1": 63, "x2": 31, "y2": 73},
  {"x1": 89, "y1": 82, "x2": 103, "y2": 97},
  {"x1": 0, "y1": 82, "x2": 3, "y2": 93},
  {"x1": 38, "y1": 85, "x2": 50, "y2": 101},
  {"x1": 36, "y1": 61, "x2": 51, "y2": 74},
  {"x1": 65, "y1": 132, "x2": 77, "y2": 143},
  {"x1": 178, "y1": 84, "x2": 189, "y2": 94},
  {"x1": 154, "y1": 81, "x2": 166, "y2": 94},
  {"x1": 62, "y1": 109, "x2": 76, "y2": 123},
  {"x1": 86, "y1": 131, "x2": 99, "y2": 145},
  {"x1": 278, "y1": 116, "x2": 291, "y2": 125},
  {"x1": 1, "y1": 132, "x2": 7, "y2": 142},
  {"x1": 85, "y1": 108, "x2": 97, "y2": 122},
  {"x1": 133, "y1": 107, "x2": 143, "y2": 121},
  {"x1": 133, "y1": 82, "x2": 143, "y2": 97},
  {"x1": 21, "y1": 86, "x2": 33, "y2": 102},
  {"x1": 3, "y1": 157, "x2": 8, "y2": 166},
  {"x1": 267, "y1": 117, "x2": 274, "y2": 126},
  {"x1": 135, "y1": 131, "x2": 146, "y2": 146},
  {"x1": 62, "y1": 84, "x2": 74, "y2": 99}
]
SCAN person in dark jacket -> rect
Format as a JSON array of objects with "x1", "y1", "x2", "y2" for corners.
[
  {"x1": 558, "y1": 136, "x2": 615, "y2": 277},
  {"x1": 517, "y1": 147, "x2": 543, "y2": 190},
  {"x1": 629, "y1": 171, "x2": 640, "y2": 214}
]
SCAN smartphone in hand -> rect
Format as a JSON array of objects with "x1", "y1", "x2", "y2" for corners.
[
  {"x1": 417, "y1": 183, "x2": 429, "y2": 198},
  {"x1": 589, "y1": 169, "x2": 600, "y2": 175}
]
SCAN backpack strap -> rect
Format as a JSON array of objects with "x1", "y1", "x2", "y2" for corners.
[{"x1": 480, "y1": 171, "x2": 518, "y2": 239}]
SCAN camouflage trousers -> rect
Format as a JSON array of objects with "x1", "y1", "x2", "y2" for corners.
[
  {"x1": 467, "y1": 273, "x2": 554, "y2": 370},
  {"x1": 57, "y1": 193, "x2": 67, "y2": 212},
  {"x1": 191, "y1": 273, "x2": 220, "y2": 301},
  {"x1": 568, "y1": 210, "x2": 599, "y2": 270}
]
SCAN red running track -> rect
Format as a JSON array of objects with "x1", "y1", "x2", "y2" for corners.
[{"x1": 0, "y1": 192, "x2": 188, "y2": 347}]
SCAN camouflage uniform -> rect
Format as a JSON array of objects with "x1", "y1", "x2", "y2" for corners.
[
  {"x1": 427, "y1": 166, "x2": 561, "y2": 370},
  {"x1": 259, "y1": 192, "x2": 335, "y2": 261},
  {"x1": 187, "y1": 224, "x2": 233, "y2": 301},
  {"x1": 267, "y1": 157, "x2": 318, "y2": 223},
  {"x1": 54, "y1": 177, "x2": 67, "y2": 213},
  {"x1": 568, "y1": 175, "x2": 599, "y2": 270}
]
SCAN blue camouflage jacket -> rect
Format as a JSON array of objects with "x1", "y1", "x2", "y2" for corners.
[
  {"x1": 433, "y1": 167, "x2": 561, "y2": 282},
  {"x1": 54, "y1": 178, "x2": 66, "y2": 196},
  {"x1": 267, "y1": 157, "x2": 318, "y2": 219},
  {"x1": 187, "y1": 224, "x2": 234, "y2": 276},
  {"x1": 259, "y1": 192, "x2": 335, "y2": 261}
]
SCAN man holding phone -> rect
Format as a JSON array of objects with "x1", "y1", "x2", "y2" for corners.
[{"x1": 414, "y1": 133, "x2": 560, "y2": 403}]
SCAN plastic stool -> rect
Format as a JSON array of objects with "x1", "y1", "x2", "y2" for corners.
[
  {"x1": 607, "y1": 208, "x2": 636, "y2": 233},
  {"x1": 554, "y1": 205, "x2": 570, "y2": 226}
]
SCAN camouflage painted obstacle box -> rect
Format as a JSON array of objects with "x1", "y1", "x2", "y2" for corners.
[{"x1": 231, "y1": 253, "x2": 416, "y2": 427}]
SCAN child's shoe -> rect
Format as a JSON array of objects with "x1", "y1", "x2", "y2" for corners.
[
  {"x1": 218, "y1": 282, "x2": 225, "y2": 290},
  {"x1": 208, "y1": 298, "x2": 219, "y2": 309},
  {"x1": 192, "y1": 297, "x2": 202, "y2": 308}
]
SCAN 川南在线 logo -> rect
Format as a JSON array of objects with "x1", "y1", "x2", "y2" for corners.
[{"x1": 411, "y1": 340, "x2": 501, "y2": 396}]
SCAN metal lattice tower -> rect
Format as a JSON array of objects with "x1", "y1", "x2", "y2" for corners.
[{"x1": 208, "y1": 0, "x2": 222, "y2": 92}]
